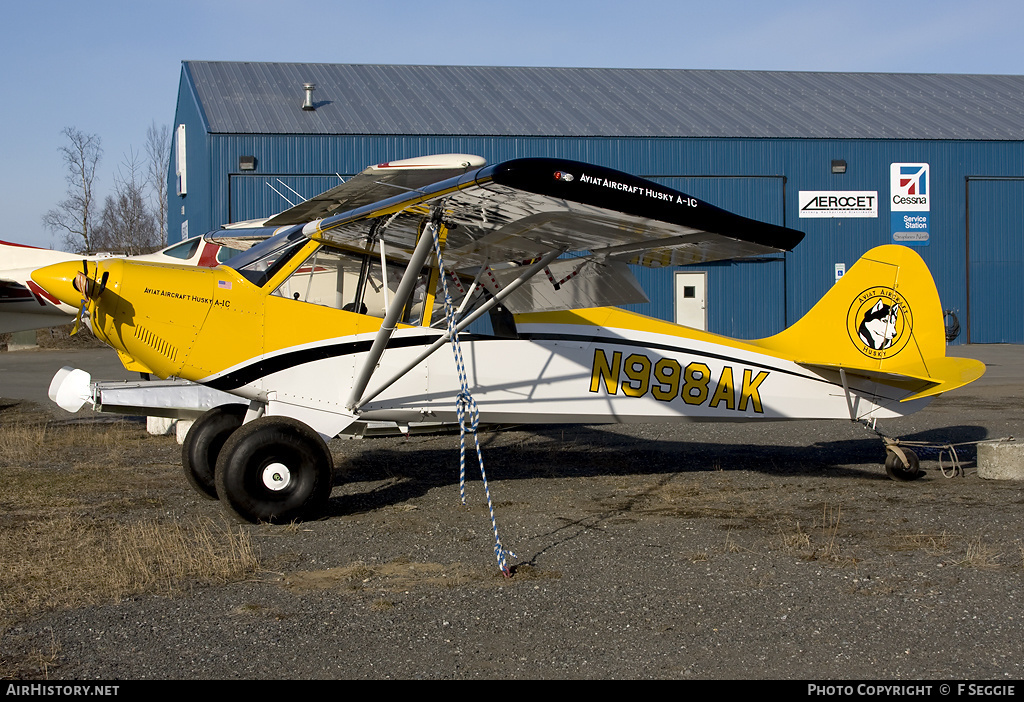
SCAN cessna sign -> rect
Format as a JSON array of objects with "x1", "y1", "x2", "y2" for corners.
[
  {"x1": 890, "y1": 162, "x2": 930, "y2": 246},
  {"x1": 799, "y1": 191, "x2": 878, "y2": 218}
]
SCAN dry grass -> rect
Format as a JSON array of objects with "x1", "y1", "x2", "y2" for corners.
[
  {"x1": 778, "y1": 519, "x2": 811, "y2": 553},
  {"x1": 0, "y1": 516, "x2": 259, "y2": 623},
  {"x1": 0, "y1": 413, "x2": 262, "y2": 629},
  {"x1": 0, "y1": 420, "x2": 147, "y2": 475},
  {"x1": 816, "y1": 502, "x2": 842, "y2": 560},
  {"x1": 894, "y1": 531, "x2": 952, "y2": 555},
  {"x1": 955, "y1": 537, "x2": 1002, "y2": 570},
  {"x1": 688, "y1": 549, "x2": 710, "y2": 562},
  {"x1": 0, "y1": 324, "x2": 106, "y2": 352},
  {"x1": 0, "y1": 422, "x2": 57, "y2": 464},
  {"x1": 775, "y1": 502, "x2": 844, "y2": 561}
]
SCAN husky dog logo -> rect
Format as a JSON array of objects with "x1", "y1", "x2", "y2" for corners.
[
  {"x1": 847, "y1": 287, "x2": 912, "y2": 359},
  {"x1": 858, "y1": 300, "x2": 899, "y2": 349}
]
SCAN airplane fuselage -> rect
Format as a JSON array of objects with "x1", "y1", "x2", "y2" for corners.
[
  {"x1": 41, "y1": 250, "x2": 927, "y2": 437},
  {"x1": 205, "y1": 315, "x2": 929, "y2": 431}
]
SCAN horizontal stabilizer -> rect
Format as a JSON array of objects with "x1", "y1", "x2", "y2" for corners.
[{"x1": 800, "y1": 355, "x2": 985, "y2": 402}]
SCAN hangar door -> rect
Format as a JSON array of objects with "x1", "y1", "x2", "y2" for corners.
[
  {"x1": 633, "y1": 176, "x2": 787, "y2": 340},
  {"x1": 229, "y1": 174, "x2": 349, "y2": 223},
  {"x1": 967, "y1": 178, "x2": 1024, "y2": 344}
]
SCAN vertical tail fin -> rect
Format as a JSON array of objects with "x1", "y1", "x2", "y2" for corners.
[{"x1": 755, "y1": 245, "x2": 984, "y2": 399}]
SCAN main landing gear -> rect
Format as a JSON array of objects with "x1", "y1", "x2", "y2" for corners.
[
  {"x1": 182, "y1": 404, "x2": 247, "y2": 499},
  {"x1": 181, "y1": 407, "x2": 334, "y2": 523}
]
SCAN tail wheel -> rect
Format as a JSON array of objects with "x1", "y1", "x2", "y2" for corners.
[
  {"x1": 181, "y1": 404, "x2": 248, "y2": 500},
  {"x1": 214, "y1": 416, "x2": 333, "y2": 523},
  {"x1": 885, "y1": 448, "x2": 921, "y2": 481}
]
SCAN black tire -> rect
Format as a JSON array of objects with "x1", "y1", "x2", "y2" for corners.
[
  {"x1": 214, "y1": 416, "x2": 333, "y2": 523},
  {"x1": 885, "y1": 448, "x2": 921, "y2": 481},
  {"x1": 181, "y1": 404, "x2": 248, "y2": 499}
]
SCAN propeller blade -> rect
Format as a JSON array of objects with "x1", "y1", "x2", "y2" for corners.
[{"x1": 70, "y1": 300, "x2": 85, "y2": 336}]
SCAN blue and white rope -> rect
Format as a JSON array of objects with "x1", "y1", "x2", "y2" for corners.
[{"x1": 430, "y1": 219, "x2": 515, "y2": 576}]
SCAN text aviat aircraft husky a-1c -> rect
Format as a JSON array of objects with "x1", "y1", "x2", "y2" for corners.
[{"x1": 33, "y1": 154, "x2": 985, "y2": 531}]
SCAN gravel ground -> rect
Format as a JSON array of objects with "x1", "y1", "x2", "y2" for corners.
[{"x1": 1, "y1": 345, "x2": 1023, "y2": 680}]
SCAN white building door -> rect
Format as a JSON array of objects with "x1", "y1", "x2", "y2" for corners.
[{"x1": 674, "y1": 271, "x2": 707, "y2": 330}]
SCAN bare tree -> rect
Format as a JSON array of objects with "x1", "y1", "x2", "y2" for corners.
[
  {"x1": 144, "y1": 122, "x2": 170, "y2": 246},
  {"x1": 42, "y1": 127, "x2": 102, "y2": 253},
  {"x1": 93, "y1": 149, "x2": 160, "y2": 255}
]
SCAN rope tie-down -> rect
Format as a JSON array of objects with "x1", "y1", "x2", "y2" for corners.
[
  {"x1": 858, "y1": 418, "x2": 1014, "y2": 479},
  {"x1": 431, "y1": 219, "x2": 516, "y2": 577}
]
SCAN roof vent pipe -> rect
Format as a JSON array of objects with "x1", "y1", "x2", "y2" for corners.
[{"x1": 302, "y1": 83, "x2": 316, "y2": 111}]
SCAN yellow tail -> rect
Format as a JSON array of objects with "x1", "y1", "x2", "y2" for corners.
[{"x1": 754, "y1": 245, "x2": 984, "y2": 400}]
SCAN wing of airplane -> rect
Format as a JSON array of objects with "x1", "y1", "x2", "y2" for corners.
[
  {"x1": 304, "y1": 158, "x2": 803, "y2": 269},
  {"x1": 0, "y1": 242, "x2": 86, "y2": 333},
  {"x1": 298, "y1": 158, "x2": 802, "y2": 314},
  {"x1": 263, "y1": 154, "x2": 487, "y2": 226}
]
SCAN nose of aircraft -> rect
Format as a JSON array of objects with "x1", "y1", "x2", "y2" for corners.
[{"x1": 31, "y1": 261, "x2": 86, "y2": 308}]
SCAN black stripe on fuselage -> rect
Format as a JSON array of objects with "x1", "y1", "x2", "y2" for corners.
[
  {"x1": 204, "y1": 329, "x2": 831, "y2": 392},
  {"x1": 205, "y1": 335, "x2": 432, "y2": 391}
]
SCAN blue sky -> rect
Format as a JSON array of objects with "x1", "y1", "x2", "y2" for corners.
[{"x1": 3, "y1": 0, "x2": 1024, "y2": 248}]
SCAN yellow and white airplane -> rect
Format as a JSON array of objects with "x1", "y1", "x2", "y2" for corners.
[{"x1": 31, "y1": 155, "x2": 985, "y2": 525}]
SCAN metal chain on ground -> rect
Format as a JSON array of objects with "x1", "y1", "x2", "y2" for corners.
[{"x1": 431, "y1": 218, "x2": 516, "y2": 576}]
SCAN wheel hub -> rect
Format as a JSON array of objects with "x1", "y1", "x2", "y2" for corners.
[{"x1": 262, "y1": 462, "x2": 292, "y2": 491}]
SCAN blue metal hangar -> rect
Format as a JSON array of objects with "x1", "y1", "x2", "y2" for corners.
[{"x1": 169, "y1": 61, "x2": 1024, "y2": 344}]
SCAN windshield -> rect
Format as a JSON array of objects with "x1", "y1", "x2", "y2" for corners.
[
  {"x1": 160, "y1": 237, "x2": 201, "y2": 260},
  {"x1": 228, "y1": 226, "x2": 308, "y2": 287}
]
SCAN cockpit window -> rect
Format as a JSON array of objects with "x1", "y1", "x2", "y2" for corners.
[
  {"x1": 216, "y1": 245, "x2": 245, "y2": 264},
  {"x1": 271, "y1": 241, "x2": 516, "y2": 337},
  {"x1": 230, "y1": 227, "x2": 308, "y2": 287},
  {"x1": 273, "y1": 243, "x2": 422, "y2": 321},
  {"x1": 161, "y1": 238, "x2": 201, "y2": 260}
]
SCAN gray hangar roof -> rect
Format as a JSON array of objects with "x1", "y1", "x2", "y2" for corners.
[{"x1": 183, "y1": 61, "x2": 1024, "y2": 141}]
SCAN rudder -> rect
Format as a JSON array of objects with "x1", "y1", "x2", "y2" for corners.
[{"x1": 755, "y1": 245, "x2": 983, "y2": 398}]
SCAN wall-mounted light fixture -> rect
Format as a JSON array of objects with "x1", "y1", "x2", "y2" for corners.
[
  {"x1": 831, "y1": 159, "x2": 847, "y2": 174},
  {"x1": 239, "y1": 155, "x2": 257, "y2": 171}
]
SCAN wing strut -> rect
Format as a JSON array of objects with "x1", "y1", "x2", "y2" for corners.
[
  {"x1": 350, "y1": 247, "x2": 563, "y2": 412},
  {"x1": 345, "y1": 211, "x2": 441, "y2": 412}
]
